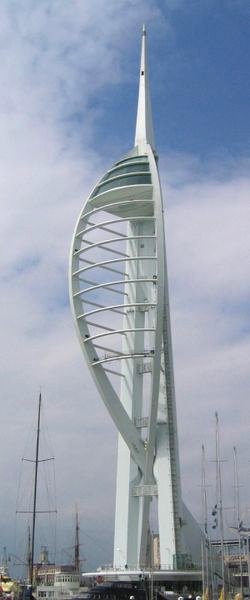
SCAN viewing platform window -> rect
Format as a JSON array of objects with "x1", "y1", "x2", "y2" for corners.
[
  {"x1": 90, "y1": 172, "x2": 151, "y2": 198},
  {"x1": 90, "y1": 155, "x2": 151, "y2": 199},
  {"x1": 101, "y1": 161, "x2": 149, "y2": 182},
  {"x1": 115, "y1": 155, "x2": 148, "y2": 166}
]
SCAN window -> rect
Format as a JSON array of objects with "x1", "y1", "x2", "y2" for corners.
[
  {"x1": 101, "y1": 161, "x2": 149, "y2": 182},
  {"x1": 91, "y1": 173, "x2": 151, "y2": 198},
  {"x1": 115, "y1": 155, "x2": 147, "y2": 166}
]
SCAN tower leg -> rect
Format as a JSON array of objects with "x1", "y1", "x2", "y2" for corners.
[
  {"x1": 154, "y1": 423, "x2": 176, "y2": 569},
  {"x1": 138, "y1": 495, "x2": 151, "y2": 567},
  {"x1": 113, "y1": 435, "x2": 141, "y2": 568}
]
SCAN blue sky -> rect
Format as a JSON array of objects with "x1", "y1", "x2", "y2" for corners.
[
  {"x1": 88, "y1": 1, "x2": 250, "y2": 161},
  {"x1": 0, "y1": 0, "x2": 249, "y2": 574}
]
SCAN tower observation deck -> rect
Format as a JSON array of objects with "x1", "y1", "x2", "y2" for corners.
[{"x1": 69, "y1": 27, "x2": 202, "y2": 572}]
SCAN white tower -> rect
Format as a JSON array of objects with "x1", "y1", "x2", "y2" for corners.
[{"x1": 69, "y1": 27, "x2": 199, "y2": 571}]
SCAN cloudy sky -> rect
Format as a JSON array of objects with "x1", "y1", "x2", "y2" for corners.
[{"x1": 1, "y1": 0, "x2": 249, "y2": 574}]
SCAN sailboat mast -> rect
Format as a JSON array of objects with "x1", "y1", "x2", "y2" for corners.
[
  {"x1": 27, "y1": 525, "x2": 32, "y2": 584},
  {"x1": 215, "y1": 412, "x2": 226, "y2": 593},
  {"x1": 30, "y1": 393, "x2": 42, "y2": 586},
  {"x1": 233, "y1": 446, "x2": 243, "y2": 597},
  {"x1": 201, "y1": 445, "x2": 209, "y2": 594},
  {"x1": 202, "y1": 445, "x2": 208, "y2": 536},
  {"x1": 74, "y1": 508, "x2": 80, "y2": 573}
]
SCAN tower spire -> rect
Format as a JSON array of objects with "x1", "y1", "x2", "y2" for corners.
[{"x1": 134, "y1": 25, "x2": 156, "y2": 153}]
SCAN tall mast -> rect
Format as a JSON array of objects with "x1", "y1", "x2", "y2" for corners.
[
  {"x1": 30, "y1": 393, "x2": 42, "y2": 586},
  {"x1": 201, "y1": 445, "x2": 208, "y2": 537},
  {"x1": 202, "y1": 445, "x2": 215, "y2": 599},
  {"x1": 17, "y1": 395, "x2": 56, "y2": 585},
  {"x1": 74, "y1": 507, "x2": 80, "y2": 573},
  {"x1": 27, "y1": 525, "x2": 32, "y2": 584},
  {"x1": 215, "y1": 412, "x2": 226, "y2": 593},
  {"x1": 233, "y1": 446, "x2": 243, "y2": 597},
  {"x1": 233, "y1": 446, "x2": 240, "y2": 530},
  {"x1": 134, "y1": 25, "x2": 156, "y2": 154},
  {"x1": 201, "y1": 445, "x2": 207, "y2": 598}
]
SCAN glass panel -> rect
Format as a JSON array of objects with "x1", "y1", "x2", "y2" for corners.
[
  {"x1": 91, "y1": 173, "x2": 151, "y2": 198},
  {"x1": 101, "y1": 162, "x2": 149, "y2": 182},
  {"x1": 115, "y1": 155, "x2": 147, "y2": 166}
]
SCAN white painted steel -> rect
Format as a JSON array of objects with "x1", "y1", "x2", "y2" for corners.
[
  {"x1": 135, "y1": 25, "x2": 155, "y2": 153},
  {"x1": 69, "y1": 26, "x2": 201, "y2": 572}
]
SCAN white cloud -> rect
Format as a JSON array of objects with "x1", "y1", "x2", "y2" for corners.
[{"x1": 160, "y1": 154, "x2": 250, "y2": 525}]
